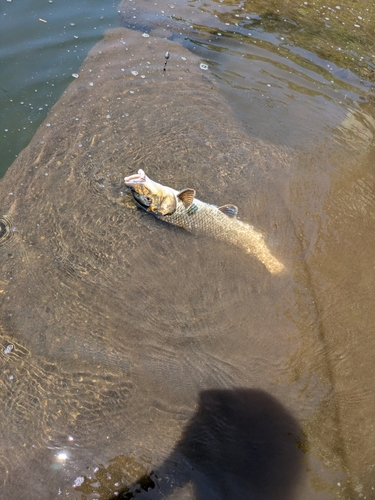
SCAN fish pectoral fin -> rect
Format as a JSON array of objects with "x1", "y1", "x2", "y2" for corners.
[
  {"x1": 218, "y1": 204, "x2": 238, "y2": 217},
  {"x1": 177, "y1": 188, "x2": 196, "y2": 209}
]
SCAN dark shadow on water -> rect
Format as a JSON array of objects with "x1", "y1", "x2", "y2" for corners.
[{"x1": 111, "y1": 388, "x2": 306, "y2": 500}]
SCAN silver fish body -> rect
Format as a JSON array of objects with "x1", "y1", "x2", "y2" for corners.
[{"x1": 125, "y1": 170, "x2": 284, "y2": 274}]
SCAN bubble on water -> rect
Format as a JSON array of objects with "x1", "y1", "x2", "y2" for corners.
[
  {"x1": 200, "y1": 63, "x2": 208, "y2": 70},
  {"x1": 4, "y1": 344, "x2": 14, "y2": 354},
  {"x1": 74, "y1": 36, "x2": 78, "y2": 39},
  {"x1": 70, "y1": 23, "x2": 75, "y2": 26},
  {"x1": 73, "y1": 477, "x2": 85, "y2": 488},
  {"x1": 72, "y1": 73, "x2": 79, "y2": 78},
  {"x1": 142, "y1": 33, "x2": 149, "y2": 38},
  {"x1": 131, "y1": 70, "x2": 138, "y2": 76}
]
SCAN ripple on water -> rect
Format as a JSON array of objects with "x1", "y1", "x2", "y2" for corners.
[{"x1": 0, "y1": 216, "x2": 13, "y2": 246}]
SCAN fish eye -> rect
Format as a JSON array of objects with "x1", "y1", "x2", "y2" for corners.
[{"x1": 143, "y1": 196, "x2": 152, "y2": 206}]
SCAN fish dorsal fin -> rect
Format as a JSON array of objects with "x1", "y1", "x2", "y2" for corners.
[
  {"x1": 218, "y1": 204, "x2": 238, "y2": 217},
  {"x1": 177, "y1": 188, "x2": 196, "y2": 209}
]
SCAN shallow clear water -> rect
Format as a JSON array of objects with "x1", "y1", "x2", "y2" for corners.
[
  {"x1": 0, "y1": 0, "x2": 119, "y2": 176},
  {"x1": 0, "y1": 0, "x2": 375, "y2": 499}
]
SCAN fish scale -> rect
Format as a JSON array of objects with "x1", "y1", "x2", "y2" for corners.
[{"x1": 162, "y1": 197, "x2": 284, "y2": 274}]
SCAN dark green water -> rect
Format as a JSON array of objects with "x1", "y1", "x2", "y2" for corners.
[
  {"x1": 0, "y1": 0, "x2": 119, "y2": 177},
  {"x1": 2, "y1": 0, "x2": 374, "y2": 179}
]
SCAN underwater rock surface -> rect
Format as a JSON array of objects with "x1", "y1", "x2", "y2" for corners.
[{"x1": 1, "y1": 22, "x2": 374, "y2": 499}]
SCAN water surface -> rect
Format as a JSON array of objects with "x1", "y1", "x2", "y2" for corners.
[
  {"x1": 1, "y1": 0, "x2": 119, "y2": 175},
  {"x1": 0, "y1": 0, "x2": 375, "y2": 499}
]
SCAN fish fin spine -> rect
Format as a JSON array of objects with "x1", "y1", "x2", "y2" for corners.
[{"x1": 177, "y1": 188, "x2": 196, "y2": 209}]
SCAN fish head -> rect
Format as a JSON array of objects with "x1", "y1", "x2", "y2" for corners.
[{"x1": 124, "y1": 169, "x2": 177, "y2": 215}]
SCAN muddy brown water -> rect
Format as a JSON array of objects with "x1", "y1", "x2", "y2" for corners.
[{"x1": 1, "y1": 1, "x2": 375, "y2": 498}]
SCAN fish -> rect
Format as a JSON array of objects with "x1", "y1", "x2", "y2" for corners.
[{"x1": 125, "y1": 169, "x2": 284, "y2": 274}]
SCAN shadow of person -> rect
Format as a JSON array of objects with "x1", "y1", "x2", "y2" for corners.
[{"x1": 113, "y1": 388, "x2": 306, "y2": 500}]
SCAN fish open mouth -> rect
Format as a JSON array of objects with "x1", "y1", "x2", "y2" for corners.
[
  {"x1": 124, "y1": 169, "x2": 178, "y2": 215},
  {"x1": 124, "y1": 169, "x2": 147, "y2": 186},
  {"x1": 124, "y1": 169, "x2": 153, "y2": 210}
]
